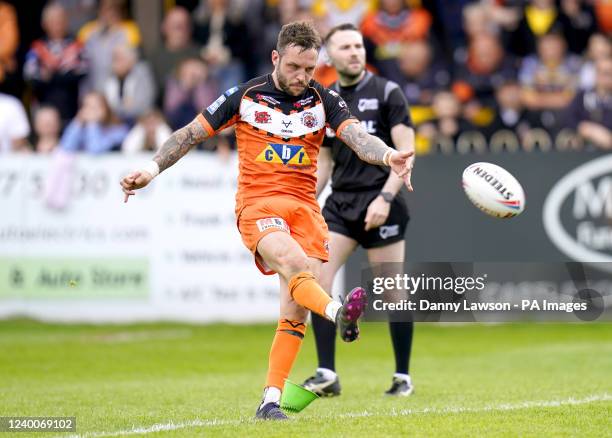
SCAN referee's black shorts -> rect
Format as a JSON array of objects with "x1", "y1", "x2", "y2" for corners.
[{"x1": 322, "y1": 190, "x2": 409, "y2": 249}]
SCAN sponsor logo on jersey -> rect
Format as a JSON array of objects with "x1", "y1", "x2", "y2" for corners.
[
  {"x1": 294, "y1": 96, "x2": 314, "y2": 108},
  {"x1": 301, "y1": 111, "x2": 317, "y2": 128},
  {"x1": 206, "y1": 94, "x2": 226, "y2": 115},
  {"x1": 358, "y1": 98, "x2": 379, "y2": 112},
  {"x1": 256, "y1": 217, "x2": 290, "y2": 233},
  {"x1": 224, "y1": 86, "x2": 239, "y2": 97},
  {"x1": 256, "y1": 94, "x2": 280, "y2": 105},
  {"x1": 254, "y1": 111, "x2": 271, "y2": 124},
  {"x1": 328, "y1": 89, "x2": 340, "y2": 97},
  {"x1": 281, "y1": 120, "x2": 293, "y2": 134},
  {"x1": 255, "y1": 143, "x2": 312, "y2": 166}
]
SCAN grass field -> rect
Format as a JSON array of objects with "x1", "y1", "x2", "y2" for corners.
[{"x1": 1, "y1": 320, "x2": 611, "y2": 437}]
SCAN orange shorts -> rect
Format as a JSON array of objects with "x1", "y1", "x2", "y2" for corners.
[{"x1": 237, "y1": 197, "x2": 329, "y2": 275}]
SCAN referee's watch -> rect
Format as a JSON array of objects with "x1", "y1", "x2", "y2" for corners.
[{"x1": 379, "y1": 191, "x2": 394, "y2": 203}]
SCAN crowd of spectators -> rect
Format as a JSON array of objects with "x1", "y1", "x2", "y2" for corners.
[{"x1": 0, "y1": 0, "x2": 610, "y2": 155}]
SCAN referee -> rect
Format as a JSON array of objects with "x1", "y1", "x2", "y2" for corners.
[{"x1": 303, "y1": 23, "x2": 416, "y2": 397}]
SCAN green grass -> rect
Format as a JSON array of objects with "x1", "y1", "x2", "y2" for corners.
[{"x1": 0, "y1": 320, "x2": 610, "y2": 437}]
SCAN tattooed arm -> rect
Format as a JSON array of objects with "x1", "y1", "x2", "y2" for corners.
[
  {"x1": 338, "y1": 122, "x2": 392, "y2": 165},
  {"x1": 339, "y1": 121, "x2": 414, "y2": 184},
  {"x1": 120, "y1": 117, "x2": 209, "y2": 202},
  {"x1": 154, "y1": 118, "x2": 209, "y2": 172}
]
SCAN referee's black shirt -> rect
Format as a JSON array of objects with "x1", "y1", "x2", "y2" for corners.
[{"x1": 324, "y1": 71, "x2": 413, "y2": 192}]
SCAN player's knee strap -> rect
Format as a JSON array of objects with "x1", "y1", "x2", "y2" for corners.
[
  {"x1": 288, "y1": 271, "x2": 316, "y2": 298},
  {"x1": 277, "y1": 318, "x2": 307, "y2": 339}
]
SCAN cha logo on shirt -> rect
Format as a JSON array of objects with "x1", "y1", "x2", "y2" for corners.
[{"x1": 256, "y1": 143, "x2": 312, "y2": 166}]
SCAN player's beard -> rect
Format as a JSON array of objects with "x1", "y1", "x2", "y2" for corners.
[{"x1": 276, "y1": 69, "x2": 306, "y2": 96}]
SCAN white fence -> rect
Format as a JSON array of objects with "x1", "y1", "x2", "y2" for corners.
[{"x1": 0, "y1": 152, "x2": 302, "y2": 323}]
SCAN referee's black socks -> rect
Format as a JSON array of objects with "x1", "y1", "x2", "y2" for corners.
[
  {"x1": 311, "y1": 312, "x2": 337, "y2": 371},
  {"x1": 313, "y1": 311, "x2": 414, "y2": 376},
  {"x1": 389, "y1": 319, "x2": 414, "y2": 375}
]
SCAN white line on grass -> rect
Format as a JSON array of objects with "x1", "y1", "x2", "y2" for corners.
[
  {"x1": 63, "y1": 393, "x2": 612, "y2": 438},
  {"x1": 341, "y1": 393, "x2": 612, "y2": 418}
]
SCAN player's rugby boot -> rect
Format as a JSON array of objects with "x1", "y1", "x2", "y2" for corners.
[
  {"x1": 336, "y1": 287, "x2": 367, "y2": 342},
  {"x1": 255, "y1": 402, "x2": 289, "y2": 420},
  {"x1": 384, "y1": 376, "x2": 414, "y2": 397},
  {"x1": 302, "y1": 371, "x2": 341, "y2": 397}
]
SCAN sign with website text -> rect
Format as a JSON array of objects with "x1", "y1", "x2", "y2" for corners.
[{"x1": 0, "y1": 153, "x2": 280, "y2": 322}]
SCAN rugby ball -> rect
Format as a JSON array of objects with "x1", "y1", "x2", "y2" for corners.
[{"x1": 462, "y1": 162, "x2": 525, "y2": 218}]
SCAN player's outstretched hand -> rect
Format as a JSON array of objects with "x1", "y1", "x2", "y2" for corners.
[
  {"x1": 120, "y1": 171, "x2": 154, "y2": 203},
  {"x1": 389, "y1": 150, "x2": 415, "y2": 191}
]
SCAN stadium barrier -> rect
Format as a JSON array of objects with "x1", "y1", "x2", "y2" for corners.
[
  {"x1": 0, "y1": 153, "x2": 280, "y2": 322},
  {"x1": 342, "y1": 151, "x2": 612, "y2": 321},
  {"x1": 0, "y1": 151, "x2": 610, "y2": 322}
]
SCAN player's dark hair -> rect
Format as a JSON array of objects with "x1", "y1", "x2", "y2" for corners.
[
  {"x1": 277, "y1": 21, "x2": 322, "y2": 54},
  {"x1": 324, "y1": 23, "x2": 359, "y2": 45}
]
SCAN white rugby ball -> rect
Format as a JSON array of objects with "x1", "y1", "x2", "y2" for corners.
[{"x1": 462, "y1": 162, "x2": 525, "y2": 218}]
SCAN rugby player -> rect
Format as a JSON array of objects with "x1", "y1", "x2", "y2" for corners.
[{"x1": 120, "y1": 21, "x2": 413, "y2": 420}]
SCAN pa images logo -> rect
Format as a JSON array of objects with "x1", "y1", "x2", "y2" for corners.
[{"x1": 256, "y1": 143, "x2": 312, "y2": 166}]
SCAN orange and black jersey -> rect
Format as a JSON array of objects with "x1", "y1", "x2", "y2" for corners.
[{"x1": 197, "y1": 74, "x2": 357, "y2": 214}]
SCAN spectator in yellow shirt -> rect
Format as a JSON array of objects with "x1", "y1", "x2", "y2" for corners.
[{"x1": 78, "y1": 0, "x2": 141, "y2": 92}]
